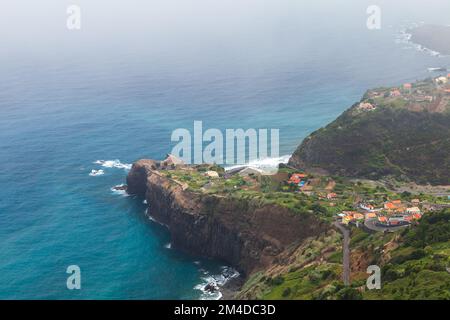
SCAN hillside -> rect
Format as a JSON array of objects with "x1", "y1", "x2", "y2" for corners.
[
  {"x1": 237, "y1": 209, "x2": 450, "y2": 300},
  {"x1": 288, "y1": 78, "x2": 450, "y2": 185}
]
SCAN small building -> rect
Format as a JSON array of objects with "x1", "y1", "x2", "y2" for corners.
[
  {"x1": 384, "y1": 202, "x2": 397, "y2": 210},
  {"x1": 403, "y1": 83, "x2": 412, "y2": 90},
  {"x1": 360, "y1": 203, "x2": 375, "y2": 211},
  {"x1": 435, "y1": 76, "x2": 448, "y2": 84},
  {"x1": 378, "y1": 216, "x2": 388, "y2": 224},
  {"x1": 384, "y1": 200, "x2": 404, "y2": 211},
  {"x1": 288, "y1": 173, "x2": 308, "y2": 185},
  {"x1": 358, "y1": 102, "x2": 376, "y2": 111},
  {"x1": 365, "y1": 212, "x2": 377, "y2": 219},
  {"x1": 327, "y1": 193, "x2": 338, "y2": 200},
  {"x1": 353, "y1": 213, "x2": 365, "y2": 220},
  {"x1": 411, "y1": 199, "x2": 420, "y2": 204},
  {"x1": 406, "y1": 207, "x2": 421, "y2": 214},
  {"x1": 204, "y1": 170, "x2": 220, "y2": 178}
]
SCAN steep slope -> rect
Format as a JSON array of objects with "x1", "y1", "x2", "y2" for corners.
[{"x1": 289, "y1": 81, "x2": 450, "y2": 185}]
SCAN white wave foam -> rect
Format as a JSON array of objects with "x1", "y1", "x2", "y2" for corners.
[
  {"x1": 94, "y1": 160, "x2": 132, "y2": 170},
  {"x1": 194, "y1": 265, "x2": 240, "y2": 300},
  {"x1": 225, "y1": 154, "x2": 291, "y2": 175},
  {"x1": 395, "y1": 24, "x2": 447, "y2": 58},
  {"x1": 164, "y1": 243, "x2": 172, "y2": 249},
  {"x1": 89, "y1": 169, "x2": 105, "y2": 177},
  {"x1": 146, "y1": 209, "x2": 170, "y2": 229},
  {"x1": 110, "y1": 184, "x2": 129, "y2": 197}
]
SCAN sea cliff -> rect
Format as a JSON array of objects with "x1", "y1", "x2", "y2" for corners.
[{"x1": 126, "y1": 159, "x2": 329, "y2": 276}]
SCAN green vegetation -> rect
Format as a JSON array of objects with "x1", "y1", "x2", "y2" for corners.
[
  {"x1": 362, "y1": 210, "x2": 450, "y2": 300},
  {"x1": 289, "y1": 78, "x2": 450, "y2": 185}
]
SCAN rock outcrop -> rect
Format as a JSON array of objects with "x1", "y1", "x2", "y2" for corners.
[{"x1": 127, "y1": 159, "x2": 329, "y2": 276}]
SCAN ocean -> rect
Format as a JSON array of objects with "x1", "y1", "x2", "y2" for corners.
[{"x1": 1, "y1": 0, "x2": 450, "y2": 299}]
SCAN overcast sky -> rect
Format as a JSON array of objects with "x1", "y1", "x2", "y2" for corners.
[{"x1": 1, "y1": 0, "x2": 449, "y2": 61}]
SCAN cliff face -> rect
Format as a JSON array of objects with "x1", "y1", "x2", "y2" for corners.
[
  {"x1": 289, "y1": 104, "x2": 450, "y2": 185},
  {"x1": 127, "y1": 160, "x2": 329, "y2": 275}
]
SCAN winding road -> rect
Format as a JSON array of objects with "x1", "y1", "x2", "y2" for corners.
[{"x1": 334, "y1": 221, "x2": 350, "y2": 286}]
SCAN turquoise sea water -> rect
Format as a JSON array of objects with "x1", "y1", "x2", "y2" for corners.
[{"x1": 1, "y1": 1, "x2": 450, "y2": 299}]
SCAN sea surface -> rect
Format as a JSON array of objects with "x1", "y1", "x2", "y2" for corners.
[{"x1": 1, "y1": 0, "x2": 450, "y2": 299}]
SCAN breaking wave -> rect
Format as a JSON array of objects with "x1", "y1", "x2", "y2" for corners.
[
  {"x1": 94, "y1": 159, "x2": 132, "y2": 170},
  {"x1": 225, "y1": 154, "x2": 291, "y2": 175},
  {"x1": 110, "y1": 184, "x2": 129, "y2": 197},
  {"x1": 194, "y1": 266, "x2": 240, "y2": 300},
  {"x1": 89, "y1": 169, "x2": 105, "y2": 177},
  {"x1": 395, "y1": 23, "x2": 445, "y2": 57}
]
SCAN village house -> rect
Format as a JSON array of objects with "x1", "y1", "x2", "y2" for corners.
[
  {"x1": 360, "y1": 202, "x2": 375, "y2": 211},
  {"x1": 287, "y1": 173, "x2": 308, "y2": 187},
  {"x1": 327, "y1": 192, "x2": 337, "y2": 200},
  {"x1": 406, "y1": 206, "x2": 421, "y2": 214},
  {"x1": 358, "y1": 102, "x2": 376, "y2": 111},
  {"x1": 378, "y1": 216, "x2": 388, "y2": 225},
  {"x1": 204, "y1": 170, "x2": 220, "y2": 178},
  {"x1": 341, "y1": 211, "x2": 364, "y2": 225},
  {"x1": 365, "y1": 212, "x2": 377, "y2": 219},
  {"x1": 435, "y1": 76, "x2": 448, "y2": 85}
]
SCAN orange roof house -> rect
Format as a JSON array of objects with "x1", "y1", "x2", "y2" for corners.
[
  {"x1": 384, "y1": 202, "x2": 397, "y2": 210},
  {"x1": 288, "y1": 177, "x2": 301, "y2": 184},
  {"x1": 353, "y1": 213, "x2": 365, "y2": 220},
  {"x1": 365, "y1": 212, "x2": 377, "y2": 219},
  {"x1": 378, "y1": 216, "x2": 388, "y2": 223},
  {"x1": 288, "y1": 173, "x2": 308, "y2": 185},
  {"x1": 327, "y1": 193, "x2": 337, "y2": 199},
  {"x1": 385, "y1": 200, "x2": 403, "y2": 210},
  {"x1": 291, "y1": 173, "x2": 307, "y2": 179}
]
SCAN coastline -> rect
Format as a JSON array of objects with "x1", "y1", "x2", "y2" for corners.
[{"x1": 407, "y1": 24, "x2": 450, "y2": 56}]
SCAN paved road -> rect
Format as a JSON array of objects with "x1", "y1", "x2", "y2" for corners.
[
  {"x1": 334, "y1": 221, "x2": 350, "y2": 286},
  {"x1": 364, "y1": 218, "x2": 409, "y2": 232}
]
